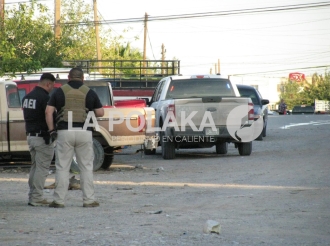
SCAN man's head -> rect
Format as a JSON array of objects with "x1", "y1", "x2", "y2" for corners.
[
  {"x1": 68, "y1": 67, "x2": 84, "y2": 81},
  {"x1": 39, "y1": 73, "x2": 56, "y2": 93}
]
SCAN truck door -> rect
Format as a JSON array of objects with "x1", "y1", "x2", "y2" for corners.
[
  {"x1": 98, "y1": 107, "x2": 147, "y2": 147},
  {"x1": 149, "y1": 79, "x2": 166, "y2": 128},
  {"x1": 6, "y1": 84, "x2": 28, "y2": 153}
]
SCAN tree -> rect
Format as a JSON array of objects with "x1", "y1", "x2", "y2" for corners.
[
  {"x1": 0, "y1": 0, "x2": 145, "y2": 77},
  {"x1": 58, "y1": 0, "x2": 144, "y2": 77},
  {"x1": 303, "y1": 72, "x2": 330, "y2": 102},
  {"x1": 279, "y1": 80, "x2": 304, "y2": 109},
  {"x1": 0, "y1": 1, "x2": 62, "y2": 76},
  {"x1": 279, "y1": 71, "x2": 330, "y2": 109},
  {"x1": 59, "y1": 0, "x2": 97, "y2": 61}
]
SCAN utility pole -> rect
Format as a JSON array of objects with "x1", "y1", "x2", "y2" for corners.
[
  {"x1": 143, "y1": 12, "x2": 148, "y2": 75},
  {"x1": 54, "y1": 0, "x2": 61, "y2": 39},
  {"x1": 218, "y1": 59, "x2": 220, "y2": 74},
  {"x1": 0, "y1": 0, "x2": 5, "y2": 30},
  {"x1": 161, "y1": 43, "x2": 166, "y2": 75},
  {"x1": 93, "y1": 0, "x2": 102, "y2": 73}
]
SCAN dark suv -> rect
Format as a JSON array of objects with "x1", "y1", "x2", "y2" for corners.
[{"x1": 236, "y1": 84, "x2": 269, "y2": 141}]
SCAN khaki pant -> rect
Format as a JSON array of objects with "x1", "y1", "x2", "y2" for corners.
[
  {"x1": 53, "y1": 130, "x2": 95, "y2": 205},
  {"x1": 28, "y1": 137, "x2": 54, "y2": 203}
]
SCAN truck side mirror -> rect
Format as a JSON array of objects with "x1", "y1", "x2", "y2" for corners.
[
  {"x1": 261, "y1": 99, "x2": 269, "y2": 105},
  {"x1": 141, "y1": 97, "x2": 150, "y2": 105}
]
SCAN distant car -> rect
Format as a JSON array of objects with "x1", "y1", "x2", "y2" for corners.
[
  {"x1": 236, "y1": 84, "x2": 270, "y2": 141},
  {"x1": 291, "y1": 105, "x2": 314, "y2": 115}
]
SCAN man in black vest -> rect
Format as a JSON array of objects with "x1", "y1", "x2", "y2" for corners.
[
  {"x1": 46, "y1": 67, "x2": 104, "y2": 208},
  {"x1": 22, "y1": 73, "x2": 56, "y2": 206}
]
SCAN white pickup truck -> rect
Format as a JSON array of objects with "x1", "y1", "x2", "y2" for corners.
[
  {"x1": 0, "y1": 80, "x2": 157, "y2": 171},
  {"x1": 147, "y1": 75, "x2": 255, "y2": 159}
]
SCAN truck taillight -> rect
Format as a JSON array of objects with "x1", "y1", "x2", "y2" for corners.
[
  {"x1": 138, "y1": 115, "x2": 146, "y2": 132},
  {"x1": 168, "y1": 104, "x2": 176, "y2": 122},
  {"x1": 248, "y1": 103, "x2": 254, "y2": 120}
]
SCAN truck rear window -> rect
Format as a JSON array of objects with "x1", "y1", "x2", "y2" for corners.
[
  {"x1": 165, "y1": 78, "x2": 235, "y2": 99},
  {"x1": 89, "y1": 86, "x2": 111, "y2": 106},
  {"x1": 6, "y1": 85, "x2": 21, "y2": 108}
]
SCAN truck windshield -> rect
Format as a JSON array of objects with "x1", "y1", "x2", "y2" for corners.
[
  {"x1": 237, "y1": 87, "x2": 259, "y2": 105},
  {"x1": 165, "y1": 78, "x2": 235, "y2": 99},
  {"x1": 6, "y1": 84, "x2": 21, "y2": 108}
]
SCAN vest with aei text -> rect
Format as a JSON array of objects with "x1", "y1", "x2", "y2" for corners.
[{"x1": 56, "y1": 84, "x2": 90, "y2": 124}]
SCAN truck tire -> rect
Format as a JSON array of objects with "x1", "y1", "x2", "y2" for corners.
[
  {"x1": 237, "y1": 142, "x2": 252, "y2": 156},
  {"x1": 144, "y1": 148, "x2": 156, "y2": 155},
  {"x1": 262, "y1": 124, "x2": 267, "y2": 137},
  {"x1": 256, "y1": 118, "x2": 267, "y2": 140},
  {"x1": 255, "y1": 133, "x2": 263, "y2": 141},
  {"x1": 101, "y1": 147, "x2": 114, "y2": 170},
  {"x1": 161, "y1": 129, "x2": 175, "y2": 159},
  {"x1": 70, "y1": 138, "x2": 105, "y2": 173},
  {"x1": 216, "y1": 142, "x2": 228, "y2": 154}
]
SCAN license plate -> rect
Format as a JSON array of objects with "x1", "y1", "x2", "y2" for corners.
[{"x1": 205, "y1": 128, "x2": 219, "y2": 135}]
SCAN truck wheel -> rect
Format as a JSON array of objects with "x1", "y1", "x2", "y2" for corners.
[
  {"x1": 262, "y1": 124, "x2": 267, "y2": 137},
  {"x1": 255, "y1": 133, "x2": 263, "y2": 141},
  {"x1": 238, "y1": 142, "x2": 252, "y2": 156},
  {"x1": 101, "y1": 147, "x2": 114, "y2": 170},
  {"x1": 161, "y1": 129, "x2": 175, "y2": 159},
  {"x1": 70, "y1": 138, "x2": 105, "y2": 173},
  {"x1": 144, "y1": 148, "x2": 156, "y2": 155},
  {"x1": 216, "y1": 142, "x2": 228, "y2": 154}
]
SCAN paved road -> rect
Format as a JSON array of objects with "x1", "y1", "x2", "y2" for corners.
[
  {"x1": 111, "y1": 114, "x2": 330, "y2": 245},
  {"x1": 0, "y1": 114, "x2": 329, "y2": 245}
]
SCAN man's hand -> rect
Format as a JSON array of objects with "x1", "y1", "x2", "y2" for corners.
[{"x1": 48, "y1": 129, "x2": 58, "y2": 142}]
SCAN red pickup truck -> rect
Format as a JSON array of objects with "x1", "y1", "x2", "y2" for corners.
[{"x1": 10, "y1": 79, "x2": 156, "y2": 171}]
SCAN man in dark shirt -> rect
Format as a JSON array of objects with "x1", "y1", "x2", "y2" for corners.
[
  {"x1": 46, "y1": 67, "x2": 104, "y2": 208},
  {"x1": 22, "y1": 73, "x2": 56, "y2": 206}
]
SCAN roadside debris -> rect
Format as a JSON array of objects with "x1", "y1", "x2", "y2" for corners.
[
  {"x1": 203, "y1": 220, "x2": 221, "y2": 234},
  {"x1": 146, "y1": 210, "x2": 162, "y2": 214},
  {"x1": 116, "y1": 187, "x2": 133, "y2": 190}
]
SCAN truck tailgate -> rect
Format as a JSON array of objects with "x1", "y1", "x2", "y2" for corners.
[{"x1": 174, "y1": 97, "x2": 251, "y2": 127}]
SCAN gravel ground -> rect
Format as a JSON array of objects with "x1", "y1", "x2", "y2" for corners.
[{"x1": 0, "y1": 114, "x2": 330, "y2": 246}]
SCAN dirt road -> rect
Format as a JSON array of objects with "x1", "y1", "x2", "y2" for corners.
[{"x1": 1, "y1": 115, "x2": 329, "y2": 245}]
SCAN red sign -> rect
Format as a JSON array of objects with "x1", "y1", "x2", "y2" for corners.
[{"x1": 289, "y1": 72, "x2": 305, "y2": 82}]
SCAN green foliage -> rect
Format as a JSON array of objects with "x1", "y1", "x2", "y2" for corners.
[
  {"x1": 60, "y1": 0, "x2": 96, "y2": 60},
  {"x1": 0, "y1": 1, "x2": 63, "y2": 75},
  {"x1": 303, "y1": 72, "x2": 330, "y2": 102},
  {"x1": 280, "y1": 71, "x2": 330, "y2": 109},
  {"x1": 279, "y1": 80, "x2": 303, "y2": 109},
  {"x1": 60, "y1": 0, "x2": 143, "y2": 64},
  {"x1": 0, "y1": 0, "x2": 144, "y2": 77}
]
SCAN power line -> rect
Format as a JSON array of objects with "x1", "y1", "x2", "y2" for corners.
[
  {"x1": 61, "y1": 2, "x2": 330, "y2": 26},
  {"x1": 147, "y1": 29, "x2": 156, "y2": 60},
  {"x1": 231, "y1": 64, "x2": 330, "y2": 76}
]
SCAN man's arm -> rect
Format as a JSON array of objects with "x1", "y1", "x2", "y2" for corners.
[
  {"x1": 45, "y1": 105, "x2": 56, "y2": 130},
  {"x1": 94, "y1": 107, "x2": 104, "y2": 117}
]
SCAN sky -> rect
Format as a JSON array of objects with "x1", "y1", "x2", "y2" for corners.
[{"x1": 4, "y1": 0, "x2": 330, "y2": 82}]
